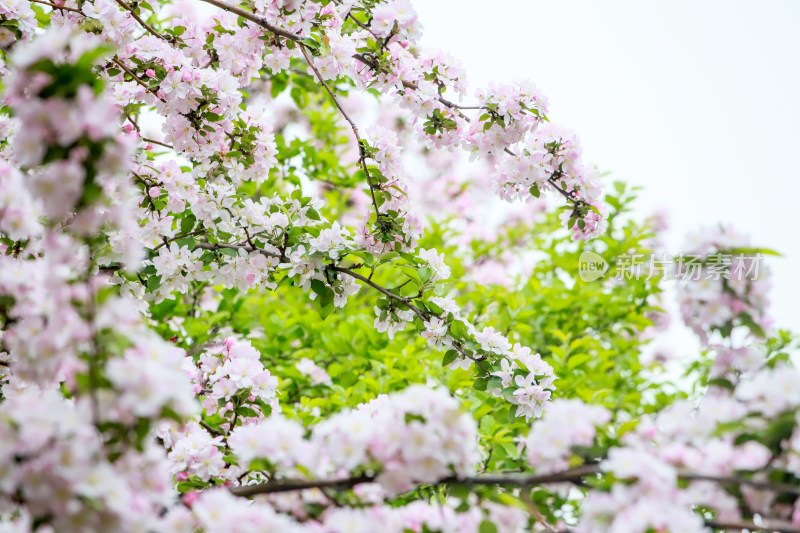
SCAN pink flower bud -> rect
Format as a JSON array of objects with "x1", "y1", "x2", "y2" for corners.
[
  {"x1": 183, "y1": 491, "x2": 200, "y2": 507},
  {"x1": 148, "y1": 186, "x2": 161, "y2": 198},
  {"x1": 182, "y1": 70, "x2": 192, "y2": 82},
  {"x1": 145, "y1": 68, "x2": 155, "y2": 77}
]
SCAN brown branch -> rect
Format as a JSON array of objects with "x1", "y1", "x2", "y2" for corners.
[
  {"x1": 705, "y1": 520, "x2": 800, "y2": 533},
  {"x1": 519, "y1": 489, "x2": 560, "y2": 533},
  {"x1": 114, "y1": 0, "x2": 168, "y2": 41},
  {"x1": 228, "y1": 461, "x2": 800, "y2": 522},
  {"x1": 195, "y1": 0, "x2": 301, "y2": 42},
  {"x1": 231, "y1": 474, "x2": 373, "y2": 497},
  {"x1": 298, "y1": 44, "x2": 382, "y2": 217},
  {"x1": 141, "y1": 136, "x2": 174, "y2": 150},
  {"x1": 327, "y1": 265, "x2": 426, "y2": 321},
  {"x1": 28, "y1": 0, "x2": 83, "y2": 13},
  {"x1": 230, "y1": 465, "x2": 597, "y2": 498},
  {"x1": 198, "y1": 419, "x2": 223, "y2": 437},
  {"x1": 327, "y1": 263, "x2": 490, "y2": 373},
  {"x1": 194, "y1": 241, "x2": 286, "y2": 261},
  {"x1": 151, "y1": 230, "x2": 206, "y2": 252},
  {"x1": 122, "y1": 109, "x2": 140, "y2": 132},
  {"x1": 112, "y1": 57, "x2": 165, "y2": 102},
  {"x1": 682, "y1": 472, "x2": 800, "y2": 497}
]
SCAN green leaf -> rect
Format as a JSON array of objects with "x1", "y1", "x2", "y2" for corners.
[
  {"x1": 473, "y1": 378, "x2": 488, "y2": 391},
  {"x1": 146, "y1": 275, "x2": 161, "y2": 291},
  {"x1": 567, "y1": 353, "x2": 592, "y2": 370},
  {"x1": 479, "y1": 520, "x2": 498, "y2": 533},
  {"x1": 441, "y1": 350, "x2": 458, "y2": 367},
  {"x1": 449, "y1": 320, "x2": 469, "y2": 339}
]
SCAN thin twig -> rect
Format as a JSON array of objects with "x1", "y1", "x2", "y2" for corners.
[
  {"x1": 151, "y1": 230, "x2": 206, "y2": 252},
  {"x1": 114, "y1": 0, "x2": 168, "y2": 41},
  {"x1": 327, "y1": 265, "x2": 426, "y2": 320},
  {"x1": 230, "y1": 465, "x2": 597, "y2": 498},
  {"x1": 112, "y1": 57, "x2": 165, "y2": 102},
  {"x1": 199, "y1": 420, "x2": 223, "y2": 437},
  {"x1": 705, "y1": 520, "x2": 800, "y2": 533},
  {"x1": 141, "y1": 136, "x2": 174, "y2": 149},
  {"x1": 196, "y1": 0, "x2": 301, "y2": 42},
  {"x1": 298, "y1": 44, "x2": 382, "y2": 217},
  {"x1": 28, "y1": 0, "x2": 83, "y2": 13},
  {"x1": 682, "y1": 472, "x2": 800, "y2": 497},
  {"x1": 194, "y1": 241, "x2": 286, "y2": 261}
]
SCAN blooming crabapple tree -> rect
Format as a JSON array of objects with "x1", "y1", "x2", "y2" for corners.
[{"x1": 0, "y1": 0, "x2": 797, "y2": 532}]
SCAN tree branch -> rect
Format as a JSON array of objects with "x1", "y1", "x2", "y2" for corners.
[
  {"x1": 140, "y1": 136, "x2": 174, "y2": 150},
  {"x1": 28, "y1": 0, "x2": 83, "y2": 13},
  {"x1": 151, "y1": 230, "x2": 207, "y2": 252},
  {"x1": 705, "y1": 520, "x2": 800, "y2": 533},
  {"x1": 195, "y1": 0, "x2": 302, "y2": 42},
  {"x1": 328, "y1": 264, "x2": 427, "y2": 321},
  {"x1": 112, "y1": 57, "x2": 165, "y2": 102},
  {"x1": 194, "y1": 241, "x2": 286, "y2": 261},
  {"x1": 228, "y1": 462, "x2": 800, "y2": 508},
  {"x1": 230, "y1": 464, "x2": 597, "y2": 497},
  {"x1": 114, "y1": 0, "x2": 168, "y2": 41},
  {"x1": 682, "y1": 472, "x2": 800, "y2": 497},
  {"x1": 298, "y1": 44, "x2": 382, "y2": 218}
]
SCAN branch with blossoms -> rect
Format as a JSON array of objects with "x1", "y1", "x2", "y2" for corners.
[
  {"x1": 229, "y1": 464, "x2": 599, "y2": 497},
  {"x1": 228, "y1": 463, "x2": 800, "y2": 499},
  {"x1": 1, "y1": 2, "x2": 798, "y2": 533},
  {"x1": 18, "y1": 0, "x2": 595, "y2": 417},
  {"x1": 142, "y1": 236, "x2": 525, "y2": 391},
  {"x1": 190, "y1": 0, "x2": 606, "y2": 240}
]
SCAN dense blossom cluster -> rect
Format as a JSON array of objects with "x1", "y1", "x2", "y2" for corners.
[
  {"x1": 0, "y1": 34, "x2": 197, "y2": 531},
  {"x1": 677, "y1": 225, "x2": 772, "y2": 345},
  {"x1": 229, "y1": 386, "x2": 480, "y2": 494},
  {"x1": 576, "y1": 384, "x2": 784, "y2": 532},
  {"x1": 524, "y1": 399, "x2": 610, "y2": 473},
  {"x1": 0, "y1": 2, "x2": 795, "y2": 533}
]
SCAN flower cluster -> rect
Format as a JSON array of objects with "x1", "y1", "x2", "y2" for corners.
[
  {"x1": 467, "y1": 81, "x2": 548, "y2": 156},
  {"x1": 677, "y1": 226, "x2": 772, "y2": 345},
  {"x1": 296, "y1": 357, "x2": 333, "y2": 386},
  {"x1": 0, "y1": 0, "x2": 591, "y2": 427},
  {"x1": 577, "y1": 363, "x2": 800, "y2": 532},
  {"x1": 0, "y1": 35, "x2": 198, "y2": 531},
  {"x1": 319, "y1": 500, "x2": 528, "y2": 533},
  {"x1": 229, "y1": 386, "x2": 480, "y2": 494},
  {"x1": 6, "y1": 3, "x2": 789, "y2": 533},
  {"x1": 190, "y1": 337, "x2": 279, "y2": 421},
  {"x1": 490, "y1": 343, "x2": 556, "y2": 419},
  {"x1": 160, "y1": 420, "x2": 228, "y2": 482},
  {"x1": 0, "y1": 387, "x2": 178, "y2": 532},
  {"x1": 525, "y1": 399, "x2": 610, "y2": 473}
]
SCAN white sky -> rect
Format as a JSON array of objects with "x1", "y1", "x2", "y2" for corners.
[{"x1": 416, "y1": 0, "x2": 800, "y2": 335}]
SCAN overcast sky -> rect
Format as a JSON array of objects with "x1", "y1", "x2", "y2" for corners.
[{"x1": 415, "y1": 0, "x2": 800, "y2": 340}]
